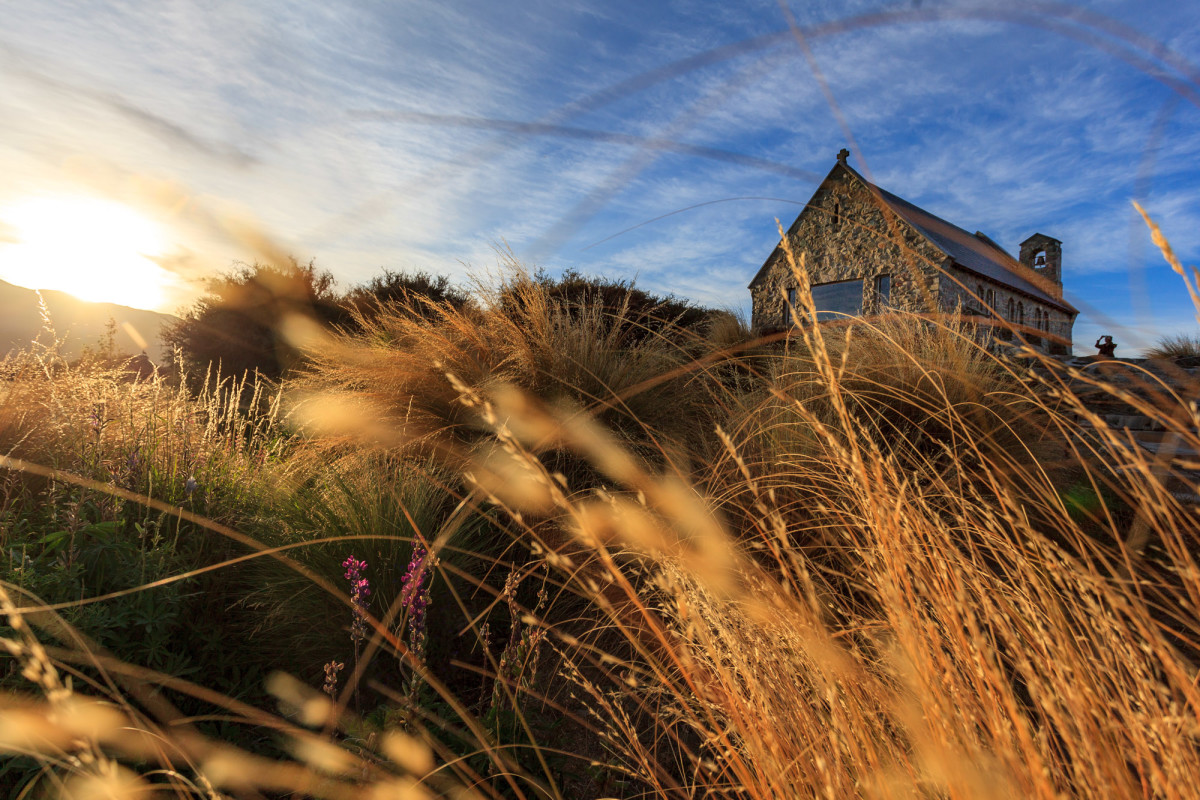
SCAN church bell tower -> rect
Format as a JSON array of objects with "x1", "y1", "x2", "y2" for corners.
[{"x1": 1019, "y1": 233, "x2": 1063, "y2": 299}]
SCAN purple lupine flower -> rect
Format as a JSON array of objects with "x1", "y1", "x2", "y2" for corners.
[
  {"x1": 400, "y1": 544, "x2": 431, "y2": 664},
  {"x1": 125, "y1": 446, "x2": 141, "y2": 473},
  {"x1": 89, "y1": 404, "x2": 105, "y2": 435},
  {"x1": 184, "y1": 475, "x2": 198, "y2": 497},
  {"x1": 322, "y1": 660, "x2": 344, "y2": 699},
  {"x1": 343, "y1": 555, "x2": 371, "y2": 644}
]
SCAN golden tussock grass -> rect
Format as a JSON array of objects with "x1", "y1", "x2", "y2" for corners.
[{"x1": 0, "y1": 217, "x2": 1198, "y2": 799}]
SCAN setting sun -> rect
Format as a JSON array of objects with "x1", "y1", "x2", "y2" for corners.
[{"x1": 0, "y1": 194, "x2": 175, "y2": 310}]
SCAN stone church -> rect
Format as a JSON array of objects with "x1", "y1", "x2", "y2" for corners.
[{"x1": 749, "y1": 150, "x2": 1077, "y2": 354}]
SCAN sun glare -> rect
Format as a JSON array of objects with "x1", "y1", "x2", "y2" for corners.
[{"x1": 0, "y1": 195, "x2": 174, "y2": 310}]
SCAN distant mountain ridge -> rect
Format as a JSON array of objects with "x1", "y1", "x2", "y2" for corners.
[{"x1": 0, "y1": 278, "x2": 178, "y2": 363}]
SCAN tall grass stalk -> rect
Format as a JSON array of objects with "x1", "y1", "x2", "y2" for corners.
[{"x1": 0, "y1": 222, "x2": 1198, "y2": 798}]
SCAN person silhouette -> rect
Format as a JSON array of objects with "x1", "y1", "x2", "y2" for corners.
[{"x1": 1095, "y1": 335, "x2": 1117, "y2": 358}]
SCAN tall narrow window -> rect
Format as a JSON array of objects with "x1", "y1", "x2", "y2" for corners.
[
  {"x1": 787, "y1": 287, "x2": 798, "y2": 326},
  {"x1": 1007, "y1": 298, "x2": 1015, "y2": 320},
  {"x1": 875, "y1": 274, "x2": 891, "y2": 309},
  {"x1": 985, "y1": 287, "x2": 996, "y2": 311},
  {"x1": 831, "y1": 200, "x2": 841, "y2": 230},
  {"x1": 1017, "y1": 302, "x2": 1025, "y2": 327}
]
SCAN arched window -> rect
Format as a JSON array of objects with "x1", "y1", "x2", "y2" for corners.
[
  {"x1": 986, "y1": 288, "x2": 996, "y2": 311},
  {"x1": 1032, "y1": 250, "x2": 1047, "y2": 268},
  {"x1": 1017, "y1": 302, "x2": 1025, "y2": 327},
  {"x1": 1006, "y1": 298, "x2": 1015, "y2": 320},
  {"x1": 831, "y1": 200, "x2": 841, "y2": 231}
]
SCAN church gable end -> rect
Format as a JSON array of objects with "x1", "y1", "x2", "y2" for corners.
[
  {"x1": 750, "y1": 152, "x2": 1077, "y2": 354},
  {"x1": 750, "y1": 155, "x2": 947, "y2": 332}
]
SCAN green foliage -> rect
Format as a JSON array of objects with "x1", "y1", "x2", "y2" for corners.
[
  {"x1": 0, "y1": 346, "x2": 294, "y2": 767},
  {"x1": 0, "y1": 497, "x2": 277, "y2": 778},
  {"x1": 515, "y1": 267, "x2": 715, "y2": 345},
  {"x1": 6, "y1": 497, "x2": 207, "y2": 678},
  {"x1": 229, "y1": 453, "x2": 471, "y2": 688},
  {"x1": 163, "y1": 258, "x2": 350, "y2": 383},
  {"x1": 344, "y1": 269, "x2": 471, "y2": 323}
]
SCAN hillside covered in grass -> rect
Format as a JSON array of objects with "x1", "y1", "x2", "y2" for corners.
[
  {"x1": 1, "y1": 249, "x2": 1199, "y2": 799},
  {"x1": 0, "y1": 278, "x2": 177, "y2": 363}
]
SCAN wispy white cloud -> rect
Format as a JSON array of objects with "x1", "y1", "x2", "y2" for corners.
[{"x1": 0, "y1": 0, "x2": 1197, "y2": 355}]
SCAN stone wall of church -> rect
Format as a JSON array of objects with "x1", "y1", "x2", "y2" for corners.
[
  {"x1": 750, "y1": 167, "x2": 949, "y2": 331},
  {"x1": 942, "y1": 265, "x2": 1076, "y2": 354}
]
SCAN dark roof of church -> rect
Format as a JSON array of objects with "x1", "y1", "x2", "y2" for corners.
[
  {"x1": 752, "y1": 162, "x2": 1078, "y2": 315},
  {"x1": 854, "y1": 168, "x2": 1077, "y2": 314}
]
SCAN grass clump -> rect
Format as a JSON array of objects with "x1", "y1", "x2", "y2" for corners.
[
  {"x1": 0, "y1": 241, "x2": 1198, "y2": 798},
  {"x1": 1146, "y1": 332, "x2": 1200, "y2": 363},
  {"x1": 294, "y1": 261, "x2": 736, "y2": 481}
]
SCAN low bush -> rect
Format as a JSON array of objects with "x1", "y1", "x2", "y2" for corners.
[
  {"x1": 1145, "y1": 332, "x2": 1200, "y2": 364},
  {"x1": 1, "y1": 252, "x2": 1199, "y2": 798}
]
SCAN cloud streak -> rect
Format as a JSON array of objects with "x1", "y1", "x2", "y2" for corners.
[{"x1": 0, "y1": 0, "x2": 1197, "y2": 350}]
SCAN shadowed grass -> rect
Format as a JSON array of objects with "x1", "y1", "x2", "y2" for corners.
[{"x1": 0, "y1": 227, "x2": 1198, "y2": 798}]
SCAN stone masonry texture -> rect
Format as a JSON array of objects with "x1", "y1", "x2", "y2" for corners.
[{"x1": 750, "y1": 159, "x2": 1075, "y2": 354}]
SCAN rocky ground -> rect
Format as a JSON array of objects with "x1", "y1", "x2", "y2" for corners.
[{"x1": 1029, "y1": 354, "x2": 1200, "y2": 504}]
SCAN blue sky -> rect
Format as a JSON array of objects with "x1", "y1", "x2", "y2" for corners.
[{"x1": 1, "y1": 0, "x2": 1198, "y2": 354}]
